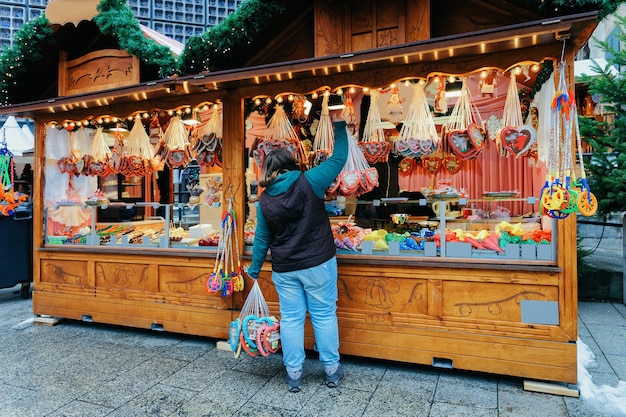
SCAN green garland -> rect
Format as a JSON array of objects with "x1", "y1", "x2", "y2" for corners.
[
  {"x1": 0, "y1": 15, "x2": 54, "y2": 106},
  {"x1": 178, "y1": 0, "x2": 284, "y2": 74},
  {"x1": 526, "y1": 0, "x2": 619, "y2": 19},
  {"x1": 94, "y1": 0, "x2": 178, "y2": 78}
]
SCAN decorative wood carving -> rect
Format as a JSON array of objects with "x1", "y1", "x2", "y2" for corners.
[
  {"x1": 315, "y1": 0, "x2": 430, "y2": 56},
  {"x1": 58, "y1": 49, "x2": 140, "y2": 97}
]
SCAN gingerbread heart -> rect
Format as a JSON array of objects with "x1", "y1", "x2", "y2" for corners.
[
  {"x1": 419, "y1": 139, "x2": 435, "y2": 155},
  {"x1": 447, "y1": 130, "x2": 471, "y2": 156},
  {"x1": 501, "y1": 125, "x2": 536, "y2": 156},
  {"x1": 443, "y1": 153, "x2": 462, "y2": 174},
  {"x1": 421, "y1": 155, "x2": 442, "y2": 174},
  {"x1": 467, "y1": 123, "x2": 486, "y2": 149}
]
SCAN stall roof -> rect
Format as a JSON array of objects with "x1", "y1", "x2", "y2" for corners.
[{"x1": 0, "y1": 10, "x2": 598, "y2": 119}]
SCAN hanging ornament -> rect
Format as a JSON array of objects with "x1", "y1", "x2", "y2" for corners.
[
  {"x1": 444, "y1": 77, "x2": 485, "y2": 160},
  {"x1": 57, "y1": 130, "x2": 83, "y2": 177},
  {"x1": 156, "y1": 115, "x2": 194, "y2": 168},
  {"x1": 396, "y1": 82, "x2": 439, "y2": 158},
  {"x1": 328, "y1": 128, "x2": 378, "y2": 198},
  {"x1": 251, "y1": 104, "x2": 307, "y2": 169},
  {"x1": 358, "y1": 89, "x2": 391, "y2": 164},
  {"x1": 117, "y1": 118, "x2": 159, "y2": 177},
  {"x1": 433, "y1": 76, "x2": 448, "y2": 114},
  {"x1": 387, "y1": 86, "x2": 404, "y2": 124},
  {"x1": 309, "y1": 93, "x2": 334, "y2": 167},
  {"x1": 443, "y1": 153, "x2": 462, "y2": 175},
  {"x1": 194, "y1": 106, "x2": 223, "y2": 167},
  {"x1": 500, "y1": 72, "x2": 537, "y2": 157},
  {"x1": 84, "y1": 127, "x2": 113, "y2": 177}
]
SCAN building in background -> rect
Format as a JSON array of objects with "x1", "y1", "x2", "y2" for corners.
[{"x1": 0, "y1": 0, "x2": 243, "y2": 50}]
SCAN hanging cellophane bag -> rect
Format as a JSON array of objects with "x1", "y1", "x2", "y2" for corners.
[
  {"x1": 252, "y1": 104, "x2": 306, "y2": 169},
  {"x1": 445, "y1": 77, "x2": 486, "y2": 160},
  {"x1": 194, "y1": 105, "x2": 223, "y2": 167},
  {"x1": 397, "y1": 82, "x2": 439, "y2": 158},
  {"x1": 119, "y1": 117, "x2": 157, "y2": 177},
  {"x1": 310, "y1": 93, "x2": 334, "y2": 167},
  {"x1": 358, "y1": 89, "x2": 391, "y2": 164},
  {"x1": 500, "y1": 72, "x2": 537, "y2": 157},
  {"x1": 228, "y1": 277, "x2": 280, "y2": 358},
  {"x1": 329, "y1": 126, "x2": 378, "y2": 198},
  {"x1": 85, "y1": 127, "x2": 113, "y2": 177},
  {"x1": 159, "y1": 115, "x2": 193, "y2": 168},
  {"x1": 57, "y1": 130, "x2": 83, "y2": 176}
]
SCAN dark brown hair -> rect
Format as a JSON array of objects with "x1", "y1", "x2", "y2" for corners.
[{"x1": 258, "y1": 148, "x2": 298, "y2": 187}]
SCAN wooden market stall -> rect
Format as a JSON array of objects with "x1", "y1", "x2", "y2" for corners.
[{"x1": 0, "y1": 0, "x2": 601, "y2": 389}]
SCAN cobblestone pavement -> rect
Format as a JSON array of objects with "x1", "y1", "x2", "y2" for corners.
[{"x1": 0, "y1": 287, "x2": 623, "y2": 416}]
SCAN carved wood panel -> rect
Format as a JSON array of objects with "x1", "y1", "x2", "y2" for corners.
[
  {"x1": 58, "y1": 49, "x2": 140, "y2": 97},
  {"x1": 315, "y1": 0, "x2": 430, "y2": 56},
  {"x1": 40, "y1": 259, "x2": 89, "y2": 286},
  {"x1": 95, "y1": 261, "x2": 156, "y2": 291},
  {"x1": 442, "y1": 281, "x2": 558, "y2": 321},
  {"x1": 158, "y1": 265, "x2": 211, "y2": 294}
]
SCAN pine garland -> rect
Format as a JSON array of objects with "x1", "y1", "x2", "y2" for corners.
[
  {"x1": 0, "y1": 15, "x2": 54, "y2": 106},
  {"x1": 178, "y1": 0, "x2": 284, "y2": 74},
  {"x1": 94, "y1": 0, "x2": 178, "y2": 78},
  {"x1": 527, "y1": 0, "x2": 617, "y2": 19}
]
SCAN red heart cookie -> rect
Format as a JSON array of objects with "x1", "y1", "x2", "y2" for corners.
[
  {"x1": 501, "y1": 125, "x2": 536, "y2": 156},
  {"x1": 421, "y1": 155, "x2": 442, "y2": 174},
  {"x1": 443, "y1": 153, "x2": 462, "y2": 174}
]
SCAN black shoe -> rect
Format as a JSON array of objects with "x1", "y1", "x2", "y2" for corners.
[
  {"x1": 325, "y1": 365, "x2": 344, "y2": 388},
  {"x1": 286, "y1": 374, "x2": 301, "y2": 393}
]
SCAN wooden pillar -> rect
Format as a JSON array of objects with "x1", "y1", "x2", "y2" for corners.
[
  {"x1": 32, "y1": 121, "x2": 45, "y2": 289},
  {"x1": 220, "y1": 90, "x2": 246, "y2": 253}
]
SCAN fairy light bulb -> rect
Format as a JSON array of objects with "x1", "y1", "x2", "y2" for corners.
[
  {"x1": 480, "y1": 71, "x2": 488, "y2": 79},
  {"x1": 531, "y1": 64, "x2": 540, "y2": 72},
  {"x1": 288, "y1": 94, "x2": 294, "y2": 102},
  {"x1": 448, "y1": 76, "x2": 456, "y2": 83},
  {"x1": 276, "y1": 96, "x2": 284, "y2": 103},
  {"x1": 311, "y1": 92, "x2": 318, "y2": 100},
  {"x1": 254, "y1": 98, "x2": 261, "y2": 106},
  {"x1": 514, "y1": 67, "x2": 522, "y2": 75},
  {"x1": 336, "y1": 88, "x2": 343, "y2": 96},
  {"x1": 265, "y1": 97, "x2": 272, "y2": 105}
]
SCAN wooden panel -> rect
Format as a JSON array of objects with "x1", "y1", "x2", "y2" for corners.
[
  {"x1": 352, "y1": 33, "x2": 374, "y2": 52},
  {"x1": 40, "y1": 258, "x2": 89, "y2": 286},
  {"x1": 352, "y1": 2, "x2": 374, "y2": 34},
  {"x1": 58, "y1": 49, "x2": 140, "y2": 97},
  {"x1": 441, "y1": 281, "x2": 558, "y2": 321},
  {"x1": 377, "y1": 28, "x2": 399, "y2": 48},
  {"x1": 95, "y1": 261, "x2": 157, "y2": 292},
  {"x1": 159, "y1": 264, "x2": 212, "y2": 294},
  {"x1": 33, "y1": 291, "x2": 232, "y2": 339},
  {"x1": 376, "y1": 0, "x2": 398, "y2": 29},
  {"x1": 314, "y1": 0, "x2": 345, "y2": 56},
  {"x1": 315, "y1": 0, "x2": 429, "y2": 55},
  {"x1": 337, "y1": 272, "x2": 428, "y2": 316}
]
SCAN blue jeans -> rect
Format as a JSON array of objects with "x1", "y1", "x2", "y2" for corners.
[{"x1": 272, "y1": 257, "x2": 340, "y2": 374}]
